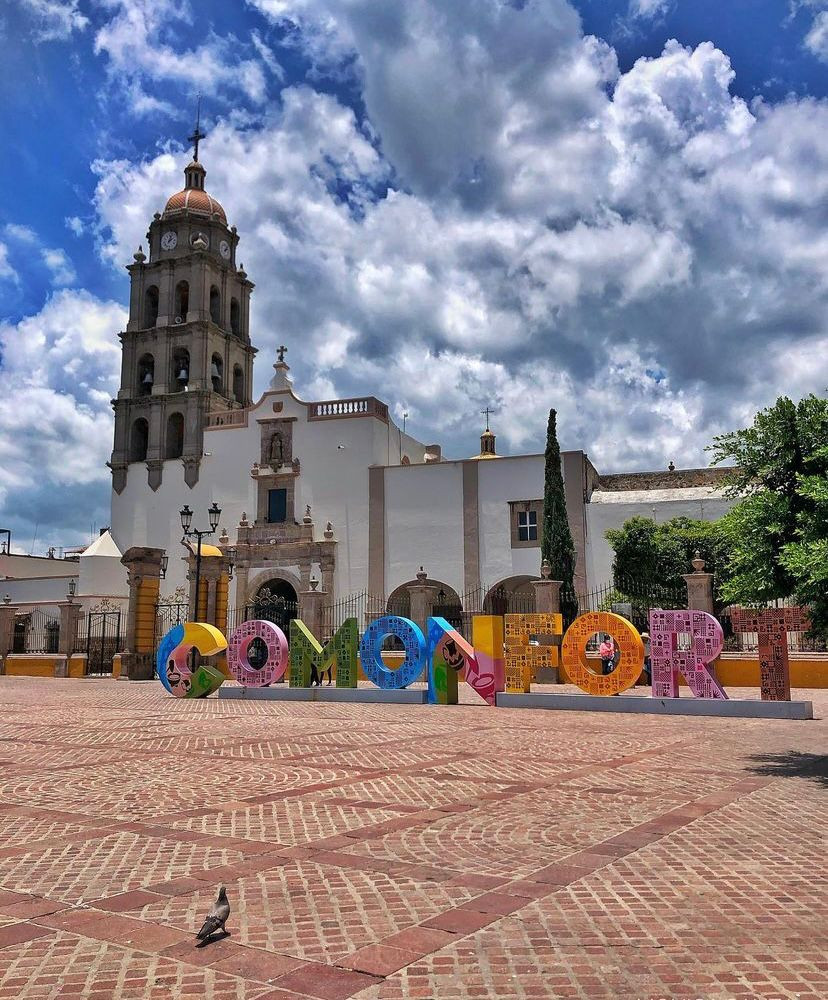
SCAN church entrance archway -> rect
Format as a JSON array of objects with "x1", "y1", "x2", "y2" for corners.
[
  {"x1": 249, "y1": 578, "x2": 298, "y2": 637},
  {"x1": 484, "y1": 575, "x2": 538, "y2": 615}
]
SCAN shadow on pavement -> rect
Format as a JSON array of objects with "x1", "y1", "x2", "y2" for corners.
[{"x1": 745, "y1": 751, "x2": 828, "y2": 787}]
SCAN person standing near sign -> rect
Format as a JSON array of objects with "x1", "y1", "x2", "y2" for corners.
[
  {"x1": 599, "y1": 635, "x2": 616, "y2": 675},
  {"x1": 641, "y1": 631, "x2": 651, "y2": 684}
]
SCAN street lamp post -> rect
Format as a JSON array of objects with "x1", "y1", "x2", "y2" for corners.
[{"x1": 179, "y1": 502, "x2": 221, "y2": 620}]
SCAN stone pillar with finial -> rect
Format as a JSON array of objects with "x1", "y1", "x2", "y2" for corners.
[
  {"x1": 531, "y1": 558, "x2": 563, "y2": 684},
  {"x1": 299, "y1": 574, "x2": 325, "y2": 640},
  {"x1": 532, "y1": 557, "x2": 563, "y2": 615},
  {"x1": 683, "y1": 550, "x2": 715, "y2": 614},
  {"x1": 407, "y1": 567, "x2": 433, "y2": 635},
  {"x1": 120, "y1": 547, "x2": 165, "y2": 680},
  {"x1": 58, "y1": 586, "x2": 84, "y2": 661}
]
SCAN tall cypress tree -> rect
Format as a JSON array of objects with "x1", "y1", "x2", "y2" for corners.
[{"x1": 541, "y1": 409, "x2": 576, "y2": 605}]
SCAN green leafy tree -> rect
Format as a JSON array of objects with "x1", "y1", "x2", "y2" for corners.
[
  {"x1": 711, "y1": 395, "x2": 828, "y2": 622},
  {"x1": 541, "y1": 409, "x2": 576, "y2": 608},
  {"x1": 779, "y1": 450, "x2": 828, "y2": 630},
  {"x1": 606, "y1": 516, "x2": 730, "y2": 596}
]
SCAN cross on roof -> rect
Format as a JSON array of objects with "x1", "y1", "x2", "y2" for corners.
[
  {"x1": 277, "y1": 345, "x2": 288, "y2": 363},
  {"x1": 481, "y1": 406, "x2": 492, "y2": 431},
  {"x1": 188, "y1": 95, "x2": 206, "y2": 162}
]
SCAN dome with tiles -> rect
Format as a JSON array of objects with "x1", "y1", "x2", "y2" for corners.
[{"x1": 163, "y1": 160, "x2": 227, "y2": 224}]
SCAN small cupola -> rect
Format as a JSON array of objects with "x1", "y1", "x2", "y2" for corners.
[
  {"x1": 471, "y1": 408, "x2": 500, "y2": 460},
  {"x1": 184, "y1": 160, "x2": 207, "y2": 191}
]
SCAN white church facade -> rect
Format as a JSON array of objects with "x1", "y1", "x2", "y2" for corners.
[{"x1": 2, "y1": 149, "x2": 734, "y2": 627}]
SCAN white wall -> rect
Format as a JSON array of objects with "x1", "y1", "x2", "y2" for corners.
[
  {"x1": 1, "y1": 577, "x2": 74, "y2": 605},
  {"x1": 0, "y1": 554, "x2": 80, "y2": 580},
  {"x1": 585, "y1": 488, "x2": 735, "y2": 588},
  {"x1": 109, "y1": 387, "x2": 433, "y2": 602},
  {"x1": 384, "y1": 462, "x2": 465, "y2": 595},
  {"x1": 478, "y1": 456, "x2": 544, "y2": 588}
]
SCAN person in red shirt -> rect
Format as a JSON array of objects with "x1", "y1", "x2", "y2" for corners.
[{"x1": 599, "y1": 635, "x2": 616, "y2": 675}]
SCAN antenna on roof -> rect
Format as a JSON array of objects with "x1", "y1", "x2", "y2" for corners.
[{"x1": 188, "y1": 95, "x2": 206, "y2": 162}]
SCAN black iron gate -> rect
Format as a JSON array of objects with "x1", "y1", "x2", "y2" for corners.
[{"x1": 86, "y1": 611, "x2": 121, "y2": 675}]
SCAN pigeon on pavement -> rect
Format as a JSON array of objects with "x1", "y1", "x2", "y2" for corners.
[{"x1": 196, "y1": 886, "x2": 230, "y2": 941}]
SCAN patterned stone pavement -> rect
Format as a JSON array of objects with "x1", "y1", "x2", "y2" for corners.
[{"x1": 0, "y1": 677, "x2": 824, "y2": 999}]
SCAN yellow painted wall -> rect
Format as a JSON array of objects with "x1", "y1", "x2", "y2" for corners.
[
  {"x1": 68, "y1": 655, "x2": 86, "y2": 678},
  {"x1": 4, "y1": 656, "x2": 60, "y2": 677},
  {"x1": 215, "y1": 573, "x2": 229, "y2": 634},
  {"x1": 135, "y1": 577, "x2": 160, "y2": 654},
  {"x1": 557, "y1": 653, "x2": 826, "y2": 688},
  {"x1": 715, "y1": 654, "x2": 826, "y2": 688}
]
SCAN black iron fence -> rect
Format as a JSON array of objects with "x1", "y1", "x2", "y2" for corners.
[
  {"x1": 320, "y1": 590, "x2": 387, "y2": 641},
  {"x1": 565, "y1": 578, "x2": 688, "y2": 634},
  {"x1": 154, "y1": 602, "x2": 189, "y2": 646},
  {"x1": 83, "y1": 612, "x2": 123, "y2": 675},
  {"x1": 12, "y1": 609, "x2": 60, "y2": 654},
  {"x1": 226, "y1": 594, "x2": 298, "y2": 637}
]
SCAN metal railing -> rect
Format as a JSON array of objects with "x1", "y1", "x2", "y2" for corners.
[
  {"x1": 307, "y1": 397, "x2": 389, "y2": 422},
  {"x1": 12, "y1": 610, "x2": 60, "y2": 654}
]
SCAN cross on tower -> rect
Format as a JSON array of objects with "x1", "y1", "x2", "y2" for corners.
[
  {"x1": 188, "y1": 95, "x2": 206, "y2": 162},
  {"x1": 481, "y1": 406, "x2": 492, "y2": 431},
  {"x1": 277, "y1": 345, "x2": 288, "y2": 363}
]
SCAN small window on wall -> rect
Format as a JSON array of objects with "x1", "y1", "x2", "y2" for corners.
[
  {"x1": 267, "y1": 488, "x2": 287, "y2": 524},
  {"x1": 518, "y1": 510, "x2": 538, "y2": 542},
  {"x1": 510, "y1": 500, "x2": 543, "y2": 549}
]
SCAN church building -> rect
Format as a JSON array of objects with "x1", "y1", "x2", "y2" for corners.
[{"x1": 2, "y1": 145, "x2": 735, "y2": 631}]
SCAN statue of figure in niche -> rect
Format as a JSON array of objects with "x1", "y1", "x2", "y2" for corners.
[{"x1": 269, "y1": 432, "x2": 284, "y2": 467}]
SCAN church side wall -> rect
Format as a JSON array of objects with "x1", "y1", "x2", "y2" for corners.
[
  {"x1": 110, "y1": 414, "x2": 258, "y2": 598},
  {"x1": 477, "y1": 456, "x2": 545, "y2": 588},
  {"x1": 384, "y1": 463, "x2": 465, "y2": 597},
  {"x1": 585, "y1": 492, "x2": 735, "y2": 589}
]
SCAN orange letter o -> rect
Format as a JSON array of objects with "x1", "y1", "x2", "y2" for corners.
[{"x1": 561, "y1": 612, "x2": 644, "y2": 696}]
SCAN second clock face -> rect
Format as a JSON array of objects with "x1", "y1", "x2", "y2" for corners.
[
  {"x1": 219, "y1": 240, "x2": 231, "y2": 260},
  {"x1": 161, "y1": 231, "x2": 177, "y2": 250}
]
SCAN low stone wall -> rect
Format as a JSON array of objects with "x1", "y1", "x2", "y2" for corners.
[{"x1": 2, "y1": 653, "x2": 107, "y2": 678}]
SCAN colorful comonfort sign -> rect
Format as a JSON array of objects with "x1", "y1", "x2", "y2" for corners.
[
  {"x1": 155, "y1": 608, "x2": 748, "y2": 704},
  {"x1": 562, "y1": 611, "x2": 644, "y2": 696},
  {"x1": 729, "y1": 606, "x2": 809, "y2": 701},
  {"x1": 649, "y1": 610, "x2": 726, "y2": 700},
  {"x1": 228, "y1": 619, "x2": 288, "y2": 687},
  {"x1": 156, "y1": 622, "x2": 227, "y2": 699}
]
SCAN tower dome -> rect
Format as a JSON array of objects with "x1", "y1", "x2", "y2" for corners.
[{"x1": 163, "y1": 159, "x2": 227, "y2": 224}]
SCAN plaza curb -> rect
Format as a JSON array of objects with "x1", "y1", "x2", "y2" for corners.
[
  {"x1": 495, "y1": 692, "x2": 814, "y2": 720},
  {"x1": 219, "y1": 685, "x2": 429, "y2": 704}
]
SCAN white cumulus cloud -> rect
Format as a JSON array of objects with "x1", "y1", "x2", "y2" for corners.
[
  {"x1": 46, "y1": 0, "x2": 828, "y2": 480},
  {"x1": 0, "y1": 290, "x2": 126, "y2": 548},
  {"x1": 15, "y1": 0, "x2": 88, "y2": 41},
  {"x1": 93, "y1": 0, "x2": 277, "y2": 109}
]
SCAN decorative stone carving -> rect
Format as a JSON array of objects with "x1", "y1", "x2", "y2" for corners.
[
  {"x1": 146, "y1": 459, "x2": 163, "y2": 492},
  {"x1": 183, "y1": 456, "x2": 201, "y2": 488}
]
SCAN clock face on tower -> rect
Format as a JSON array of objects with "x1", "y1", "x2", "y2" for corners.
[
  {"x1": 161, "y1": 231, "x2": 177, "y2": 250},
  {"x1": 219, "y1": 240, "x2": 231, "y2": 260}
]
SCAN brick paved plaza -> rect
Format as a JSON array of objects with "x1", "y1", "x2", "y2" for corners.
[{"x1": 0, "y1": 678, "x2": 824, "y2": 999}]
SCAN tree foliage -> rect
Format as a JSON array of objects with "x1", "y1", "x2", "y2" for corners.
[
  {"x1": 605, "y1": 516, "x2": 730, "y2": 596},
  {"x1": 541, "y1": 408, "x2": 576, "y2": 599},
  {"x1": 711, "y1": 395, "x2": 828, "y2": 627}
]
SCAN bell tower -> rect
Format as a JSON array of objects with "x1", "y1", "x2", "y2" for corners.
[{"x1": 109, "y1": 115, "x2": 256, "y2": 494}]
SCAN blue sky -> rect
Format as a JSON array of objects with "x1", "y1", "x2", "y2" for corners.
[{"x1": 1, "y1": 0, "x2": 827, "y2": 552}]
